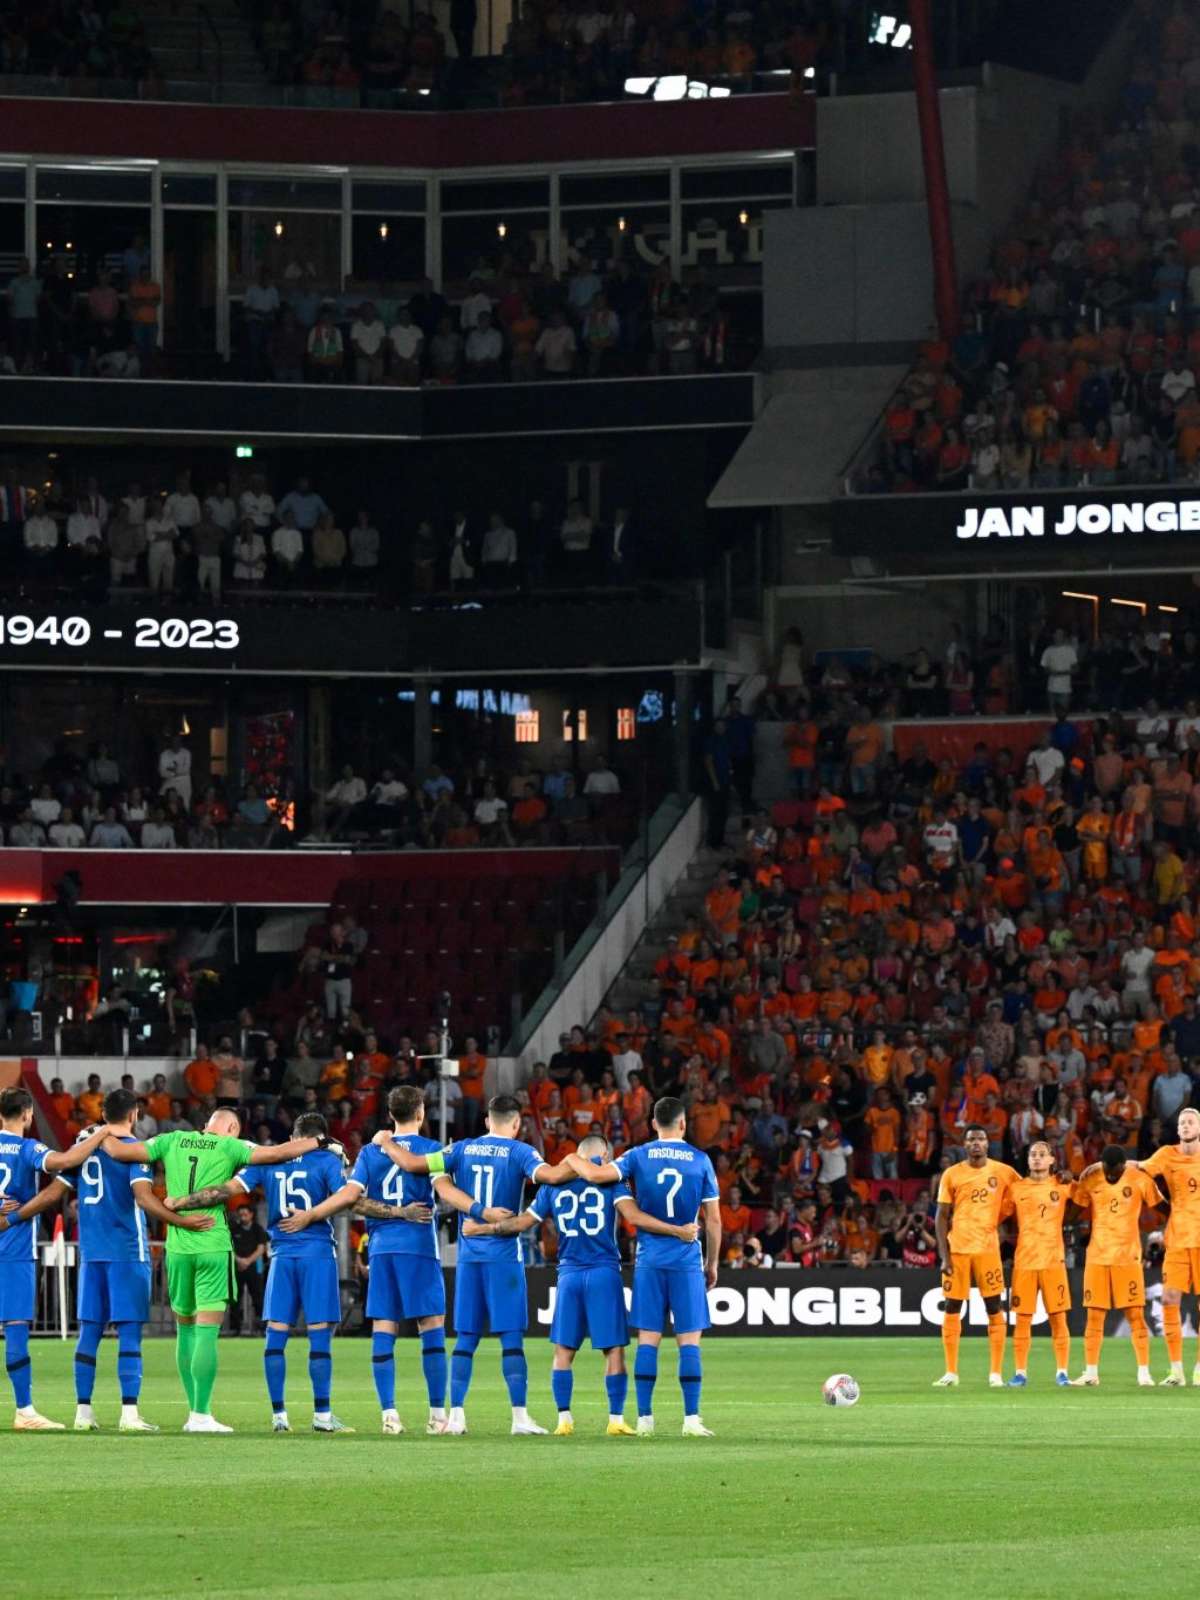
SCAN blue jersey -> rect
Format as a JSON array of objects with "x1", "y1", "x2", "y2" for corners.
[
  {"x1": 0, "y1": 1128, "x2": 52, "y2": 1261},
  {"x1": 615, "y1": 1138, "x2": 718, "y2": 1269},
  {"x1": 256, "y1": 1148, "x2": 347, "y2": 1258},
  {"x1": 350, "y1": 1136, "x2": 442, "y2": 1257},
  {"x1": 444, "y1": 1135, "x2": 544, "y2": 1264},
  {"x1": 63, "y1": 1134, "x2": 153, "y2": 1264},
  {"x1": 528, "y1": 1169, "x2": 631, "y2": 1272}
]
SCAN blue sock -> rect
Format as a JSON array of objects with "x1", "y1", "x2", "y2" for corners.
[
  {"x1": 420, "y1": 1326, "x2": 447, "y2": 1409},
  {"x1": 264, "y1": 1328, "x2": 288, "y2": 1413},
  {"x1": 502, "y1": 1342, "x2": 528, "y2": 1408},
  {"x1": 5, "y1": 1322, "x2": 32, "y2": 1409},
  {"x1": 551, "y1": 1367, "x2": 573, "y2": 1414},
  {"x1": 308, "y1": 1327, "x2": 332, "y2": 1412},
  {"x1": 115, "y1": 1322, "x2": 142, "y2": 1407},
  {"x1": 606, "y1": 1372, "x2": 628, "y2": 1418},
  {"x1": 74, "y1": 1320, "x2": 103, "y2": 1403},
  {"x1": 678, "y1": 1344, "x2": 702, "y2": 1418},
  {"x1": 371, "y1": 1331, "x2": 396, "y2": 1412},
  {"x1": 450, "y1": 1332, "x2": 479, "y2": 1407},
  {"x1": 634, "y1": 1345, "x2": 658, "y2": 1418}
]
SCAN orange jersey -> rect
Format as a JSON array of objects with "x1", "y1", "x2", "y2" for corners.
[
  {"x1": 1139, "y1": 1144, "x2": 1200, "y2": 1247},
  {"x1": 1074, "y1": 1166, "x2": 1161, "y2": 1265},
  {"x1": 1007, "y1": 1175, "x2": 1075, "y2": 1271},
  {"x1": 936, "y1": 1158, "x2": 1019, "y2": 1254}
]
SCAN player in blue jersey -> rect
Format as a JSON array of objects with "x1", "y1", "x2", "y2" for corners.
[
  {"x1": 171, "y1": 1110, "x2": 369, "y2": 1434},
  {"x1": 377, "y1": 1091, "x2": 575, "y2": 1435},
  {"x1": 566, "y1": 1095, "x2": 721, "y2": 1437},
  {"x1": 0, "y1": 1085, "x2": 119, "y2": 1430},
  {"x1": 61, "y1": 1089, "x2": 216, "y2": 1433},
  {"x1": 465, "y1": 1132, "x2": 701, "y2": 1436},
  {"x1": 281, "y1": 1085, "x2": 502, "y2": 1435}
]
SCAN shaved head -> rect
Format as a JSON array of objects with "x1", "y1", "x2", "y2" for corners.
[
  {"x1": 577, "y1": 1134, "x2": 610, "y2": 1160},
  {"x1": 205, "y1": 1108, "x2": 242, "y2": 1138}
]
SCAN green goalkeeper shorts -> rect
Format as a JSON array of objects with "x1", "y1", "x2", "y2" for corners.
[{"x1": 166, "y1": 1251, "x2": 236, "y2": 1316}]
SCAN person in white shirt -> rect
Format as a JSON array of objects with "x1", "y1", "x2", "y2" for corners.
[
  {"x1": 30, "y1": 785, "x2": 62, "y2": 827},
  {"x1": 535, "y1": 310, "x2": 576, "y2": 377},
  {"x1": 1136, "y1": 700, "x2": 1170, "y2": 759},
  {"x1": 22, "y1": 500, "x2": 58, "y2": 566},
  {"x1": 121, "y1": 483, "x2": 146, "y2": 528},
  {"x1": 66, "y1": 499, "x2": 101, "y2": 549},
  {"x1": 1176, "y1": 698, "x2": 1200, "y2": 753},
  {"x1": 232, "y1": 523, "x2": 267, "y2": 584},
  {"x1": 1039, "y1": 627, "x2": 1077, "y2": 713},
  {"x1": 271, "y1": 511, "x2": 305, "y2": 583},
  {"x1": 81, "y1": 477, "x2": 108, "y2": 527},
  {"x1": 473, "y1": 780, "x2": 512, "y2": 843},
  {"x1": 611, "y1": 1038, "x2": 643, "y2": 1090},
  {"x1": 140, "y1": 808, "x2": 178, "y2": 848},
  {"x1": 159, "y1": 735, "x2": 192, "y2": 808},
  {"x1": 559, "y1": 500, "x2": 593, "y2": 564},
  {"x1": 349, "y1": 510, "x2": 380, "y2": 573},
  {"x1": 1161, "y1": 358, "x2": 1196, "y2": 407},
  {"x1": 1027, "y1": 738, "x2": 1065, "y2": 788},
  {"x1": 369, "y1": 769, "x2": 408, "y2": 807},
  {"x1": 387, "y1": 308, "x2": 423, "y2": 385},
  {"x1": 459, "y1": 278, "x2": 492, "y2": 332},
  {"x1": 145, "y1": 498, "x2": 179, "y2": 592},
  {"x1": 583, "y1": 757, "x2": 620, "y2": 797},
  {"x1": 351, "y1": 302, "x2": 387, "y2": 385},
  {"x1": 48, "y1": 807, "x2": 85, "y2": 848},
  {"x1": 204, "y1": 481, "x2": 237, "y2": 534},
  {"x1": 322, "y1": 765, "x2": 367, "y2": 837},
  {"x1": 164, "y1": 473, "x2": 200, "y2": 532},
  {"x1": 922, "y1": 808, "x2": 958, "y2": 870},
  {"x1": 479, "y1": 512, "x2": 517, "y2": 584},
  {"x1": 1120, "y1": 930, "x2": 1157, "y2": 1016},
  {"x1": 239, "y1": 474, "x2": 276, "y2": 530}
]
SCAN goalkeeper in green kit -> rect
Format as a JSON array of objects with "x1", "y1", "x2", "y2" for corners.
[{"x1": 105, "y1": 1108, "x2": 325, "y2": 1432}]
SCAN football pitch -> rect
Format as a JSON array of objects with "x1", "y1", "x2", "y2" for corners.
[{"x1": 3, "y1": 1333, "x2": 1189, "y2": 1598}]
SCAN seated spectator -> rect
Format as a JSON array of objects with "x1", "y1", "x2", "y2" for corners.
[
  {"x1": 464, "y1": 310, "x2": 503, "y2": 382},
  {"x1": 307, "y1": 308, "x2": 345, "y2": 382}
]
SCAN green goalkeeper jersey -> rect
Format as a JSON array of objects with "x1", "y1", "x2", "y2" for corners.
[{"x1": 143, "y1": 1129, "x2": 255, "y2": 1255}]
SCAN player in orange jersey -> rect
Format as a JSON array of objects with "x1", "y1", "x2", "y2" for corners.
[
  {"x1": 933, "y1": 1124, "x2": 1018, "y2": 1388},
  {"x1": 1133, "y1": 1107, "x2": 1200, "y2": 1386},
  {"x1": 1068, "y1": 1144, "x2": 1161, "y2": 1387},
  {"x1": 1003, "y1": 1140, "x2": 1075, "y2": 1388}
]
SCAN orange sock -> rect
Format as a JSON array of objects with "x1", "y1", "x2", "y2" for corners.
[
  {"x1": 1013, "y1": 1314, "x2": 1032, "y2": 1373},
  {"x1": 1085, "y1": 1308, "x2": 1105, "y2": 1368},
  {"x1": 1163, "y1": 1302, "x2": 1183, "y2": 1364},
  {"x1": 941, "y1": 1312, "x2": 961, "y2": 1375},
  {"x1": 1049, "y1": 1311, "x2": 1070, "y2": 1373},
  {"x1": 1128, "y1": 1306, "x2": 1150, "y2": 1367},
  {"x1": 987, "y1": 1311, "x2": 1006, "y2": 1376}
]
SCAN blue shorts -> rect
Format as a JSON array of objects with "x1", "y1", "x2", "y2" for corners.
[
  {"x1": 630, "y1": 1263, "x2": 710, "y2": 1335},
  {"x1": 453, "y1": 1257, "x2": 527, "y2": 1335},
  {"x1": 264, "y1": 1253, "x2": 342, "y2": 1327},
  {"x1": 0, "y1": 1260, "x2": 35, "y2": 1323},
  {"x1": 78, "y1": 1260, "x2": 151, "y2": 1326},
  {"x1": 551, "y1": 1267, "x2": 628, "y2": 1351},
  {"x1": 365, "y1": 1253, "x2": 445, "y2": 1324}
]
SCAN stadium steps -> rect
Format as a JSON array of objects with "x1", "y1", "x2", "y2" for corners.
[
  {"x1": 141, "y1": 0, "x2": 268, "y2": 86},
  {"x1": 602, "y1": 818, "x2": 744, "y2": 1015}
]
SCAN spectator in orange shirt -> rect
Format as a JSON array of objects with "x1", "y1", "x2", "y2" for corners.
[
  {"x1": 50, "y1": 1076, "x2": 80, "y2": 1139},
  {"x1": 183, "y1": 1044, "x2": 219, "y2": 1105},
  {"x1": 864, "y1": 1087, "x2": 901, "y2": 1178},
  {"x1": 719, "y1": 1183, "x2": 752, "y2": 1237},
  {"x1": 845, "y1": 707, "x2": 884, "y2": 797},
  {"x1": 690, "y1": 1082, "x2": 730, "y2": 1150},
  {"x1": 705, "y1": 869, "x2": 741, "y2": 941},
  {"x1": 144, "y1": 1073, "x2": 172, "y2": 1124},
  {"x1": 526, "y1": 1060, "x2": 556, "y2": 1122},
  {"x1": 979, "y1": 1092, "x2": 1008, "y2": 1157}
]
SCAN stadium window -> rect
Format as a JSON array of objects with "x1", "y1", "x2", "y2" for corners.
[
  {"x1": 514, "y1": 710, "x2": 540, "y2": 744},
  {"x1": 616, "y1": 708, "x2": 636, "y2": 741},
  {"x1": 563, "y1": 709, "x2": 588, "y2": 742}
]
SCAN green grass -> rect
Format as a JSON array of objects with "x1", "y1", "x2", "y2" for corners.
[{"x1": 3, "y1": 1332, "x2": 1192, "y2": 1598}]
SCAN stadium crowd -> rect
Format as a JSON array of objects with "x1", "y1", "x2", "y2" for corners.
[{"x1": 859, "y1": 0, "x2": 1200, "y2": 493}]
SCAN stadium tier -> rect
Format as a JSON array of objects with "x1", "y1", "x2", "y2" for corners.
[{"x1": 8, "y1": 6, "x2": 1200, "y2": 1595}]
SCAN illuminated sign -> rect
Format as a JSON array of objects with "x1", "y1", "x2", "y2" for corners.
[{"x1": 955, "y1": 501, "x2": 1200, "y2": 539}]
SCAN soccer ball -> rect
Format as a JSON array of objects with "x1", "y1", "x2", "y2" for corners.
[{"x1": 822, "y1": 1373, "x2": 860, "y2": 1407}]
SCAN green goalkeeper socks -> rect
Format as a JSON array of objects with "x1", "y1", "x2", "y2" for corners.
[
  {"x1": 191, "y1": 1324, "x2": 220, "y2": 1415},
  {"x1": 175, "y1": 1321, "x2": 197, "y2": 1409}
]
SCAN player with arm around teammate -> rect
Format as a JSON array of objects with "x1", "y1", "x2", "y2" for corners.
[
  {"x1": 374, "y1": 1091, "x2": 576, "y2": 1435},
  {"x1": 279, "y1": 1084, "x2": 508, "y2": 1434},
  {"x1": 104, "y1": 1108, "x2": 326, "y2": 1432},
  {"x1": 0, "y1": 1085, "x2": 118, "y2": 1430},
  {"x1": 563, "y1": 1096, "x2": 722, "y2": 1438},
  {"x1": 63, "y1": 1088, "x2": 216, "y2": 1432},
  {"x1": 1068, "y1": 1143, "x2": 1162, "y2": 1387},
  {"x1": 1135, "y1": 1107, "x2": 1200, "y2": 1386},
  {"x1": 467, "y1": 1131, "x2": 701, "y2": 1435}
]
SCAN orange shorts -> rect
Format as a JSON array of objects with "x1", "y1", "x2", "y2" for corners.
[
  {"x1": 942, "y1": 1250, "x2": 1004, "y2": 1303},
  {"x1": 1162, "y1": 1248, "x2": 1200, "y2": 1294},
  {"x1": 1010, "y1": 1266, "x2": 1071, "y2": 1315},
  {"x1": 1083, "y1": 1262, "x2": 1144, "y2": 1310}
]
